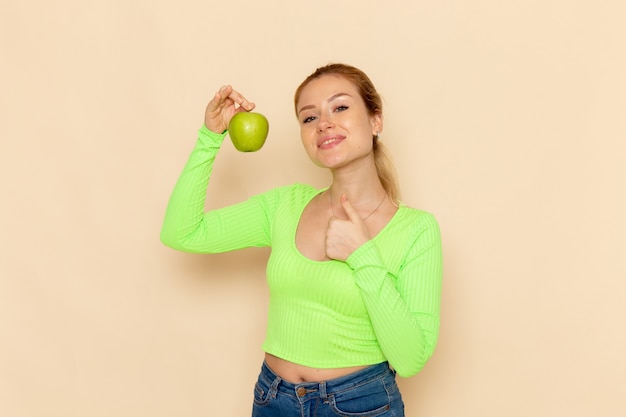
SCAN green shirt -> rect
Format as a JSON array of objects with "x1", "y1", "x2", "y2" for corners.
[{"x1": 161, "y1": 126, "x2": 443, "y2": 377}]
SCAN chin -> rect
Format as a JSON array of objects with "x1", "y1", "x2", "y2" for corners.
[
  {"x1": 304, "y1": 151, "x2": 341, "y2": 169},
  {"x1": 312, "y1": 153, "x2": 344, "y2": 168}
]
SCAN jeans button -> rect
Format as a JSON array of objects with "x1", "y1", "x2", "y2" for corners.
[{"x1": 296, "y1": 387, "x2": 307, "y2": 397}]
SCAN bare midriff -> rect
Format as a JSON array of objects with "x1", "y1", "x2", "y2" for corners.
[{"x1": 264, "y1": 353, "x2": 369, "y2": 383}]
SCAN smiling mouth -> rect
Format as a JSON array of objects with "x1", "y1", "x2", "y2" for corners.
[{"x1": 318, "y1": 137, "x2": 344, "y2": 148}]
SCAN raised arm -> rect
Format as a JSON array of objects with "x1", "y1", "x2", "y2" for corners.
[{"x1": 160, "y1": 86, "x2": 273, "y2": 253}]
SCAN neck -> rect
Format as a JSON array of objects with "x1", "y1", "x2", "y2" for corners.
[
  {"x1": 328, "y1": 166, "x2": 387, "y2": 217},
  {"x1": 329, "y1": 155, "x2": 383, "y2": 197},
  {"x1": 329, "y1": 188, "x2": 386, "y2": 221}
]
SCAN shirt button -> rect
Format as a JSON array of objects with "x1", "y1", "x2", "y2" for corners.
[{"x1": 297, "y1": 387, "x2": 307, "y2": 397}]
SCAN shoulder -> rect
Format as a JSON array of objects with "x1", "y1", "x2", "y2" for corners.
[
  {"x1": 395, "y1": 205, "x2": 440, "y2": 230},
  {"x1": 261, "y1": 182, "x2": 320, "y2": 200},
  {"x1": 252, "y1": 182, "x2": 321, "y2": 209},
  {"x1": 392, "y1": 206, "x2": 442, "y2": 252},
  {"x1": 276, "y1": 182, "x2": 319, "y2": 195}
]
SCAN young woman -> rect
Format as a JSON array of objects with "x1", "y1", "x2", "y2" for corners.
[{"x1": 161, "y1": 63, "x2": 442, "y2": 417}]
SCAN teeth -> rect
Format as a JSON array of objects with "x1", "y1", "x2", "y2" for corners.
[{"x1": 321, "y1": 138, "x2": 338, "y2": 146}]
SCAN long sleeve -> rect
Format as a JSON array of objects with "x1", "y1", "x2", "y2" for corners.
[
  {"x1": 346, "y1": 212, "x2": 442, "y2": 377},
  {"x1": 160, "y1": 126, "x2": 275, "y2": 253}
]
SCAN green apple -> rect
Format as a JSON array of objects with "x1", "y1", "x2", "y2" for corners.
[{"x1": 227, "y1": 112, "x2": 269, "y2": 152}]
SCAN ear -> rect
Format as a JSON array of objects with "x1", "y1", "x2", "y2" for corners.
[{"x1": 370, "y1": 112, "x2": 383, "y2": 136}]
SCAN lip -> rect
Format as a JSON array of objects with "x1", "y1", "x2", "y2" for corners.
[{"x1": 317, "y1": 135, "x2": 345, "y2": 149}]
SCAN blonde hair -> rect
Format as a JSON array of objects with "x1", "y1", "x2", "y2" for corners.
[{"x1": 294, "y1": 63, "x2": 401, "y2": 203}]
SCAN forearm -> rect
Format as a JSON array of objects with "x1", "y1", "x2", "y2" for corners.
[
  {"x1": 160, "y1": 126, "x2": 226, "y2": 251},
  {"x1": 347, "y1": 217, "x2": 442, "y2": 377}
]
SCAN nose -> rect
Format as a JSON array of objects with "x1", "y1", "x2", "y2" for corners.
[{"x1": 317, "y1": 113, "x2": 334, "y2": 132}]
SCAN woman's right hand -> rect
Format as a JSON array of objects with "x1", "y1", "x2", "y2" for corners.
[{"x1": 204, "y1": 85, "x2": 255, "y2": 133}]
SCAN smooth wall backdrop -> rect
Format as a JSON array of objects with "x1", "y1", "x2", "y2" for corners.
[{"x1": 1, "y1": 1, "x2": 624, "y2": 416}]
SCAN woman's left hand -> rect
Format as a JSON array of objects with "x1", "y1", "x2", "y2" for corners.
[{"x1": 325, "y1": 195, "x2": 371, "y2": 261}]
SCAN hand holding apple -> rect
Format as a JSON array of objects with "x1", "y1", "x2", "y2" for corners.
[
  {"x1": 204, "y1": 85, "x2": 255, "y2": 134},
  {"x1": 228, "y1": 111, "x2": 269, "y2": 152}
]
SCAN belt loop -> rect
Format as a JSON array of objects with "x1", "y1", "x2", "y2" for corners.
[
  {"x1": 269, "y1": 375, "x2": 281, "y2": 399},
  {"x1": 319, "y1": 381, "x2": 328, "y2": 400}
]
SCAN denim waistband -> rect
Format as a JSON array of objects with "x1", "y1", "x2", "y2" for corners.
[{"x1": 259, "y1": 360, "x2": 393, "y2": 400}]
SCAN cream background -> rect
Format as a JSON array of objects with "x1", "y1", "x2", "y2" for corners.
[{"x1": 1, "y1": 1, "x2": 624, "y2": 416}]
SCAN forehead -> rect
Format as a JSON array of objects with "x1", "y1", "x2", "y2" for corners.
[{"x1": 297, "y1": 74, "x2": 360, "y2": 104}]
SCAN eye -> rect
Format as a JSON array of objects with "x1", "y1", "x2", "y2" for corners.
[
  {"x1": 302, "y1": 115, "x2": 317, "y2": 124},
  {"x1": 334, "y1": 105, "x2": 349, "y2": 112}
]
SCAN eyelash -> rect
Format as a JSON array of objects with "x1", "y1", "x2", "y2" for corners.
[{"x1": 302, "y1": 105, "x2": 349, "y2": 124}]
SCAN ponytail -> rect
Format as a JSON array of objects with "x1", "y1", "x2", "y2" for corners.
[{"x1": 373, "y1": 136, "x2": 401, "y2": 204}]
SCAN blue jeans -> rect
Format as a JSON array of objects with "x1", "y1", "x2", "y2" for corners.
[{"x1": 251, "y1": 361, "x2": 405, "y2": 417}]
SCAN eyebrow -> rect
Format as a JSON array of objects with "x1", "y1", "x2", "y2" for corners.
[{"x1": 297, "y1": 92, "x2": 352, "y2": 115}]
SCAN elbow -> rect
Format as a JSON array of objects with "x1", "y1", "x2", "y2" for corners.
[
  {"x1": 395, "y1": 367, "x2": 421, "y2": 378},
  {"x1": 160, "y1": 230, "x2": 176, "y2": 249},
  {"x1": 393, "y1": 358, "x2": 427, "y2": 378},
  {"x1": 160, "y1": 226, "x2": 183, "y2": 251},
  {"x1": 160, "y1": 226, "x2": 207, "y2": 254},
  {"x1": 391, "y1": 341, "x2": 438, "y2": 378}
]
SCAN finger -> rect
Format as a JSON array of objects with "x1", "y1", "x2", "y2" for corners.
[
  {"x1": 235, "y1": 96, "x2": 255, "y2": 111},
  {"x1": 206, "y1": 85, "x2": 232, "y2": 111},
  {"x1": 225, "y1": 87, "x2": 255, "y2": 111},
  {"x1": 340, "y1": 194, "x2": 362, "y2": 223},
  {"x1": 218, "y1": 85, "x2": 238, "y2": 108}
]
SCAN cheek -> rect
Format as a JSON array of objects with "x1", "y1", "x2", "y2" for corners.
[{"x1": 300, "y1": 125, "x2": 316, "y2": 143}]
